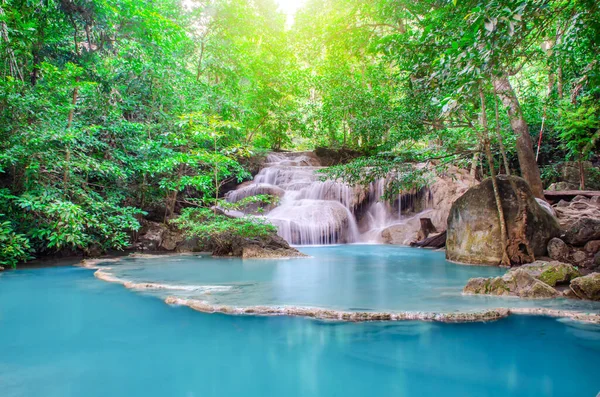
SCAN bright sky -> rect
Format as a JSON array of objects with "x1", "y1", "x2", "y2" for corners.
[{"x1": 274, "y1": 0, "x2": 306, "y2": 22}]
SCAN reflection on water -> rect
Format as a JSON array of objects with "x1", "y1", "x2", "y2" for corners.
[
  {"x1": 0, "y1": 266, "x2": 600, "y2": 397},
  {"x1": 100, "y1": 245, "x2": 600, "y2": 314}
]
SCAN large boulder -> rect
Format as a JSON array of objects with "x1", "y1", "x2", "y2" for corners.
[
  {"x1": 563, "y1": 218, "x2": 600, "y2": 246},
  {"x1": 464, "y1": 269, "x2": 558, "y2": 299},
  {"x1": 447, "y1": 175, "x2": 561, "y2": 265},
  {"x1": 570, "y1": 273, "x2": 600, "y2": 300}
]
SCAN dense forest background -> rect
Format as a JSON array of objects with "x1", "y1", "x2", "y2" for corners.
[{"x1": 1, "y1": 0, "x2": 598, "y2": 266}]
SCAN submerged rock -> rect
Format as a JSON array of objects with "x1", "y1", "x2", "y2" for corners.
[
  {"x1": 464, "y1": 269, "x2": 559, "y2": 299},
  {"x1": 447, "y1": 175, "x2": 561, "y2": 265},
  {"x1": 570, "y1": 273, "x2": 600, "y2": 301}
]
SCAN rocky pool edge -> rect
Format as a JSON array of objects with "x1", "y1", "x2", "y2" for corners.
[{"x1": 79, "y1": 257, "x2": 600, "y2": 325}]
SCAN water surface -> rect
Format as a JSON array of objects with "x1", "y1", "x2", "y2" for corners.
[
  {"x1": 0, "y1": 266, "x2": 599, "y2": 397},
  {"x1": 100, "y1": 245, "x2": 600, "y2": 313}
]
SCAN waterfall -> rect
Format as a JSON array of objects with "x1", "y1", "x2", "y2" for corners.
[{"x1": 226, "y1": 151, "x2": 433, "y2": 245}]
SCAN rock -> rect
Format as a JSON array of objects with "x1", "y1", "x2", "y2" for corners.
[
  {"x1": 241, "y1": 243, "x2": 306, "y2": 259},
  {"x1": 594, "y1": 252, "x2": 600, "y2": 267},
  {"x1": 553, "y1": 196, "x2": 600, "y2": 228},
  {"x1": 463, "y1": 269, "x2": 558, "y2": 299},
  {"x1": 84, "y1": 244, "x2": 104, "y2": 258},
  {"x1": 226, "y1": 183, "x2": 285, "y2": 204},
  {"x1": 584, "y1": 240, "x2": 600, "y2": 254},
  {"x1": 547, "y1": 238, "x2": 569, "y2": 261},
  {"x1": 0, "y1": 266, "x2": 4, "y2": 272},
  {"x1": 570, "y1": 273, "x2": 600, "y2": 300},
  {"x1": 572, "y1": 250, "x2": 588, "y2": 264},
  {"x1": 415, "y1": 218, "x2": 437, "y2": 241},
  {"x1": 447, "y1": 175, "x2": 561, "y2": 265},
  {"x1": 382, "y1": 215, "x2": 425, "y2": 245},
  {"x1": 557, "y1": 161, "x2": 595, "y2": 187},
  {"x1": 381, "y1": 165, "x2": 474, "y2": 244},
  {"x1": 563, "y1": 218, "x2": 600, "y2": 246},
  {"x1": 547, "y1": 182, "x2": 579, "y2": 191},
  {"x1": 160, "y1": 228, "x2": 185, "y2": 251},
  {"x1": 517, "y1": 261, "x2": 581, "y2": 287},
  {"x1": 536, "y1": 198, "x2": 556, "y2": 216},
  {"x1": 135, "y1": 221, "x2": 167, "y2": 251},
  {"x1": 229, "y1": 234, "x2": 307, "y2": 259}
]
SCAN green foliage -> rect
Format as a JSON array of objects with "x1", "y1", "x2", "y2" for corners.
[
  {"x1": 557, "y1": 98, "x2": 600, "y2": 161},
  {"x1": 0, "y1": 0, "x2": 598, "y2": 264},
  {"x1": 0, "y1": 216, "x2": 32, "y2": 269},
  {"x1": 171, "y1": 206, "x2": 277, "y2": 252}
]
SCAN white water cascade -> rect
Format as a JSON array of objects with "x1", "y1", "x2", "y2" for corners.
[{"x1": 226, "y1": 152, "x2": 434, "y2": 245}]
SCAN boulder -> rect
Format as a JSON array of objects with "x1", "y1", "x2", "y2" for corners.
[
  {"x1": 517, "y1": 261, "x2": 581, "y2": 287},
  {"x1": 447, "y1": 175, "x2": 561, "y2": 265},
  {"x1": 557, "y1": 161, "x2": 596, "y2": 188},
  {"x1": 595, "y1": 252, "x2": 600, "y2": 267},
  {"x1": 547, "y1": 182, "x2": 579, "y2": 191},
  {"x1": 226, "y1": 234, "x2": 307, "y2": 259},
  {"x1": 381, "y1": 215, "x2": 424, "y2": 245},
  {"x1": 563, "y1": 218, "x2": 600, "y2": 246},
  {"x1": 536, "y1": 198, "x2": 556, "y2": 216},
  {"x1": 570, "y1": 273, "x2": 600, "y2": 300},
  {"x1": 584, "y1": 240, "x2": 600, "y2": 255},
  {"x1": 160, "y1": 228, "x2": 185, "y2": 251},
  {"x1": 135, "y1": 221, "x2": 168, "y2": 251},
  {"x1": 0, "y1": 266, "x2": 4, "y2": 272},
  {"x1": 547, "y1": 238, "x2": 569, "y2": 261},
  {"x1": 463, "y1": 269, "x2": 558, "y2": 299},
  {"x1": 572, "y1": 250, "x2": 588, "y2": 264}
]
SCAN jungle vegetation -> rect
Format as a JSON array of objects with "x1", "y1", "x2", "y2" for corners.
[{"x1": 0, "y1": 0, "x2": 598, "y2": 266}]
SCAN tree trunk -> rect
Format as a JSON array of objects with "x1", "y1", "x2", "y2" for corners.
[
  {"x1": 480, "y1": 86, "x2": 510, "y2": 266},
  {"x1": 493, "y1": 92, "x2": 511, "y2": 176},
  {"x1": 579, "y1": 159, "x2": 586, "y2": 190},
  {"x1": 492, "y1": 76, "x2": 544, "y2": 198},
  {"x1": 469, "y1": 145, "x2": 480, "y2": 183}
]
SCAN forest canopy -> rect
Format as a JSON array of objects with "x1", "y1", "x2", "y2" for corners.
[{"x1": 0, "y1": 0, "x2": 598, "y2": 266}]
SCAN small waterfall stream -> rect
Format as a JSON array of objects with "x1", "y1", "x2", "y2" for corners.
[{"x1": 226, "y1": 152, "x2": 432, "y2": 245}]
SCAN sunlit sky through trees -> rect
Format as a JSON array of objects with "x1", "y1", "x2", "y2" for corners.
[{"x1": 274, "y1": 0, "x2": 306, "y2": 24}]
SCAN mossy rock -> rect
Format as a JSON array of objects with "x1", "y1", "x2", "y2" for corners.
[
  {"x1": 570, "y1": 273, "x2": 600, "y2": 301},
  {"x1": 463, "y1": 269, "x2": 558, "y2": 299},
  {"x1": 517, "y1": 261, "x2": 581, "y2": 287}
]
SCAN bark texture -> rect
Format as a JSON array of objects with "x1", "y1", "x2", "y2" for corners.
[{"x1": 493, "y1": 76, "x2": 544, "y2": 199}]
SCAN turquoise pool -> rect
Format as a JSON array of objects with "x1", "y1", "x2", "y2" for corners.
[
  {"x1": 97, "y1": 245, "x2": 600, "y2": 314},
  {"x1": 1, "y1": 246, "x2": 599, "y2": 396}
]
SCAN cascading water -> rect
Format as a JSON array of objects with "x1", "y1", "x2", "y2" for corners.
[{"x1": 226, "y1": 151, "x2": 434, "y2": 245}]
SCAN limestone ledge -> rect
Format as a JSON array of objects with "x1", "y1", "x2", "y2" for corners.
[{"x1": 165, "y1": 297, "x2": 600, "y2": 324}]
